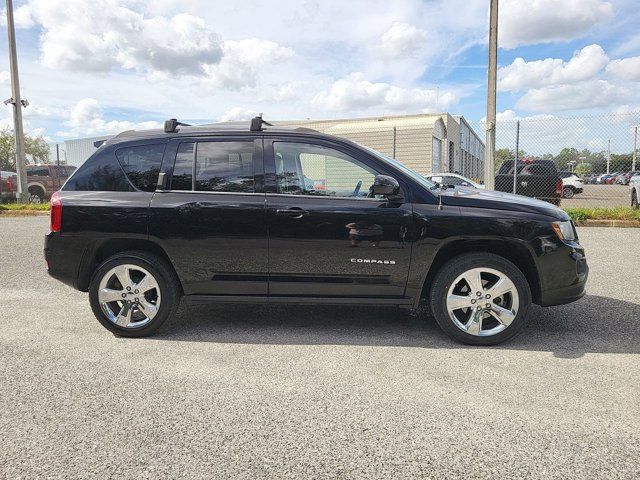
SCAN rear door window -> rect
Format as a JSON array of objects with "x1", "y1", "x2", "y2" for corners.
[
  {"x1": 116, "y1": 144, "x2": 166, "y2": 192},
  {"x1": 170, "y1": 141, "x2": 256, "y2": 193},
  {"x1": 170, "y1": 143, "x2": 195, "y2": 191},
  {"x1": 195, "y1": 142, "x2": 254, "y2": 193}
]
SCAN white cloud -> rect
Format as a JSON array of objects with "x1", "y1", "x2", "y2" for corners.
[
  {"x1": 201, "y1": 39, "x2": 294, "y2": 90},
  {"x1": 498, "y1": 45, "x2": 609, "y2": 91},
  {"x1": 606, "y1": 56, "x2": 640, "y2": 82},
  {"x1": 312, "y1": 72, "x2": 459, "y2": 113},
  {"x1": 587, "y1": 137, "x2": 607, "y2": 151},
  {"x1": 218, "y1": 107, "x2": 257, "y2": 122},
  {"x1": 61, "y1": 98, "x2": 162, "y2": 137},
  {"x1": 500, "y1": 0, "x2": 614, "y2": 49},
  {"x1": 516, "y1": 79, "x2": 632, "y2": 111},
  {"x1": 379, "y1": 22, "x2": 428, "y2": 59},
  {"x1": 0, "y1": 70, "x2": 10, "y2": 85},
  {"x1": 17, "y1": 0, "x2": 292, "y2": 92}
]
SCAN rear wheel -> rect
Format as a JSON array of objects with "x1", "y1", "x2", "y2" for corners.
[
  {"x1": 89, "y1": 251, "x2": 181, "y2": 337},
  {"x1": 429, "y1": 253, "x2": 531, "y2": 345},
  {"x1": 562, "y1": 186, "x2": 574, "y2": 199},
  {"x1": 28, "y1": 188, "x2": 44, "y2": 204}
]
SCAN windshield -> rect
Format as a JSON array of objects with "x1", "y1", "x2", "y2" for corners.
[{"x1": 361, "y1": 145, "x2": 438, "y2": 190}]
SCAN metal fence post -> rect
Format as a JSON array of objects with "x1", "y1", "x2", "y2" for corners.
[
  {"x1": 392, "y1": 126, "x2": 397, "y2": 159},
  {"x1": 513, "y1": 120, "x2": 520, "y2": 194},
  {"x1": 633, "y1": 126, "x2": 637, "y2": 172}
]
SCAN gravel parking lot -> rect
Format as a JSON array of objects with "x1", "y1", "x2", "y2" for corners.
[{"x1": 1, "y1": 216, "x2": 639, "y2": 479}]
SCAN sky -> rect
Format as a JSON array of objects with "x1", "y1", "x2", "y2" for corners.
[{"x1": 0, "y1": 0, "x2": 638, "y2": 145}]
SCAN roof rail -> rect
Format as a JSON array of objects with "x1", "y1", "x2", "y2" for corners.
[
  {"x1": 250, "y1": 113, "x2": 273, "y2": 132},
  {"x1": 164, "y1": 118, "x2": 191, "y2": 133}
]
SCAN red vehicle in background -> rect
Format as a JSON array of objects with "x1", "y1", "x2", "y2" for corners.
[{"x1": 0, "y1": 170, "x2": 17, "y2": 202}]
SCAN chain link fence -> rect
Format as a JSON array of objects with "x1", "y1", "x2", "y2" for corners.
[
  {"x1": 469, "y1": 111, "x2": 640, "y2": 208},
  {"x1": 283, "y1": 112, "x2": 640, "y2": 209}
]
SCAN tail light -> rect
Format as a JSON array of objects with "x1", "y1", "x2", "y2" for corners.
[
  {"x1": 50, "y1": 191, "x2": 62, "y2": 232},
  {"x1": 6, "y1": 176, "x2": 14, "y2": 191},
  {"x1": 555, "y1": 178, "x2": 563, "y2": 195}
]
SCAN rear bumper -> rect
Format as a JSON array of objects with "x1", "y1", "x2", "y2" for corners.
[{"x1": 44, "y1": 232, "x2": 84, "y2": 290}]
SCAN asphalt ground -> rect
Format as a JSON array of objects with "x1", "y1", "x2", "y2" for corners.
[{"x1": 1, "y1": 216, "x2": 639, "y2": 479}]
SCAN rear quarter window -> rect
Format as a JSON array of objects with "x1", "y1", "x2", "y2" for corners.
[
  {"x1": 63, "y1": 148, "x2": 132, "y2": 192},
  {"x1": 116, "y1": 144, "x2": 166, "y2": 192}
]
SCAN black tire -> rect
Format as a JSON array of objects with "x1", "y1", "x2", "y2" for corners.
[
  {"x1": 429, "y1": 253, "x2": 532, "y2": 346},
  {"x1": 28, "y1": 188, "x2": 44, "y2": 204},
  {"x1": 89, "y1": 251, "x2": 181, "y2": 337},
  {"x1": 562, "y1": 186, "x2": 574, "y2": 199},
  {"x1": 632, "y1": 190, "x2": 639, "y2": 210}
]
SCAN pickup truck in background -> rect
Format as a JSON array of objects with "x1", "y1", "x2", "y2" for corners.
[
  {"x1": 0, "y1": 165, "x2": 77, "y2": 203},
  {"x1": 495, "y1": 159, "x2": 562, "y2": 206},
  {"x1": 26, "y1": 165, "x2": 76, "y2": 203}
]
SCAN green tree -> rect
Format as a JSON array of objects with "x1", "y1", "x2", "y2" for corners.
[
  {"x1": 574, "y1": 162, "x2": 592, "y2": 175},
  {"x1": 0, "y1": 128, "x2": 50, "y2": 171}
]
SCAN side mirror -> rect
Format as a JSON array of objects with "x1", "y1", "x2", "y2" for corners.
[{"x1": 372, "y1": 175, "x2": 400, "y2": 197}]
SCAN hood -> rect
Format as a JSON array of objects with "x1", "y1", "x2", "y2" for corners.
[{"x1": 437, "y1": 187, "x2": 569, "y2": 220}]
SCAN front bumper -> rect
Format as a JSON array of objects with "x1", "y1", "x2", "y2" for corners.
[{"x1": 538, "y1": 247, "x2": 588, "y2": 307}]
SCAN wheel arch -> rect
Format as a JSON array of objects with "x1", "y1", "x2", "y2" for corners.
[
  {"x1": 77, "y1": 237, "x2": 184, "y2": 294},
  {"x1": 420, "y1": 238, "x2": 542, "y2": 305},
  {"x1": 27, "y1": 182, "x2": 45, "y2": 196}
]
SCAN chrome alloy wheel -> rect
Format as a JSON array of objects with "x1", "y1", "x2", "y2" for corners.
[
  {"x1": 446, "y1": 267, "x2": 519, "y2": 337},
  {"x1": 97, "y1": 264, "x2": 161, "y2": 329}
]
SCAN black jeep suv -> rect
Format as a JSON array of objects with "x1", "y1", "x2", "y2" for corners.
[{"x1": 45, "y1": 117, "x2": 588, "y2": 345}]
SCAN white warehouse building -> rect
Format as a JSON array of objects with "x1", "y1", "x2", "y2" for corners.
[{"x1": 64, "y1": 113, "x2": 485, "y2": 180}]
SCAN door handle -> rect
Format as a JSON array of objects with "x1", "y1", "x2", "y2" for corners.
[{"x1": 276, "y1": 208, "x2": 308, "y2": 219}]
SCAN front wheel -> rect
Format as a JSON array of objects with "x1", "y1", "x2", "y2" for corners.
[
  {"x1": 429, "y1": 253, "x2": 532, "y2": 345},
  {"x1": 89, "y1": 251, "x2": 181, "y2": 337}
]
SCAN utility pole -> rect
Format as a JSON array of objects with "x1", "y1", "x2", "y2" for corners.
[
  {"x1": 5, "y1": 0, "x2": 28, "y2": 203},
  {"x1": 484, "y1": 0, "x2": 498, "y2": 190},
  {"x1": 607, "y1": 139, "x2": 611, "y2": 174},
  {"x1": 56, "y1": 143, "x2": 60, "y2": 166}
]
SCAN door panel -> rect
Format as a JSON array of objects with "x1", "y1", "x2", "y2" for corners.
[
  {"x1": 267, "y1": 195, "x2": 413, "y2": 297},
  {"x1": 264, "y1": 138, "x2": 413, "y2": 298},
  {"x1": 149, "y1": 191, "x2": 267, "y2": 295},
  {"x1": 148, "y1": 137, "x2": 267, "y2": 296}
]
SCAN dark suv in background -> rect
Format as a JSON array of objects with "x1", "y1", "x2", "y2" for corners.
[
  {"x1": 495, "y1": 159, "x2": 562, "y2": 206},
  {"x1": 45, "y1": 117, "x2": 588, "y2": 345}
]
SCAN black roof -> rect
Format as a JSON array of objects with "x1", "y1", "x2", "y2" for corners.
[{"x1": 103, "y1": 122, "x2": 323, "y2": 147}]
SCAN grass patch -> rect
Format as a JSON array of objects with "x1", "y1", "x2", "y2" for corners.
[
  {"x1": 0, "y1": 202, "x2": 50, "y2": 211},
  {"x1": 564, "y1": 207, "x2": 640, "y2": 221}
]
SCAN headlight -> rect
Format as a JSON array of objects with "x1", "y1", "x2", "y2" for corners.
[{"x1": 552, "y1": 220, "x2": 576, "y2": 241}]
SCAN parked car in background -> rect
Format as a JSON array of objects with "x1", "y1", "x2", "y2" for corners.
[
  {"x1": 631, "y1": 172, "x2": 640, "y2": 209},
  {"x1": 26, "y1": 165, "x2": 77, "y2": 203},
  {"x1": 604, "y1": 173, "x2": 621, "y2": 185},
  {"x1": 558, "y1": 171, "x2": 584, "y2": 198},
  {"x1": 423, "y1": 173, "x2": 485, "y2": 189},
  {"x1": 495, "y1": 159, "x2": 562, "y2": 206},
  {"x1": 620, "y1": 171, "x2": 639, "y2": 185},
  {"x1": 0, "y1": 170, "x2": 17, "y2": 202}
]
